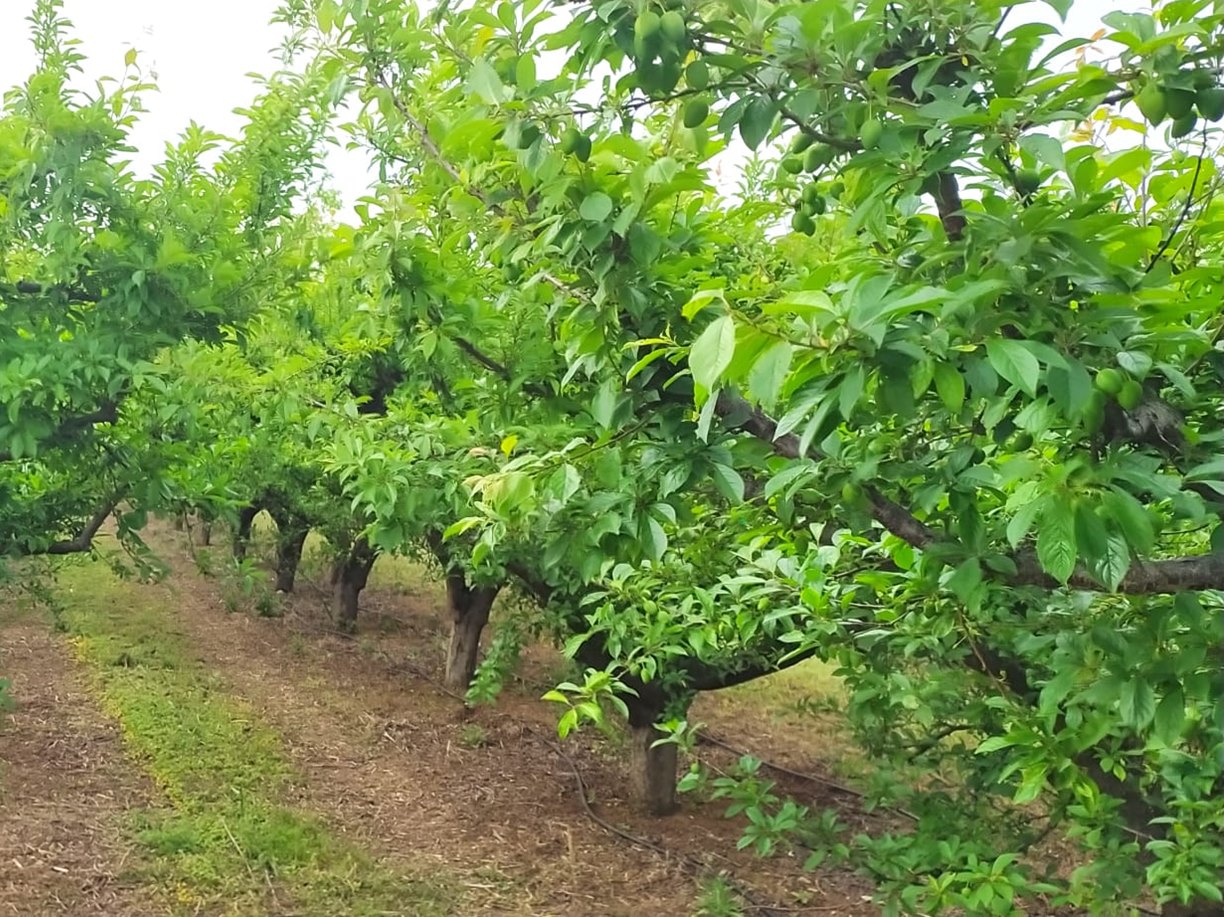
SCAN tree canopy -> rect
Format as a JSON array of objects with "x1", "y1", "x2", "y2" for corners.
[{"x1": 3, "y1": 0, "x2": 1223, "y2": 913}]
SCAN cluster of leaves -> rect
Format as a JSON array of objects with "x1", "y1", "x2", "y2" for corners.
[
  {"x1": 297, "y1": 0, "x2": 1224, "y2": 912},
  {"x1": 0, "y1": 0, "x2": 330, "y2": 562}
]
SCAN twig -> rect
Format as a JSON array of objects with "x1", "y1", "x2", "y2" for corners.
[{"x1": 1146, "y1": 129, "x2": 1207, "y2": 272}]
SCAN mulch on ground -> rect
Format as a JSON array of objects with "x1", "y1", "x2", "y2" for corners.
[{"x1": 0, "y1": 615, "x2": 159, "y2": 917}]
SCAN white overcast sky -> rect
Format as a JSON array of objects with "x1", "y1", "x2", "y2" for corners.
[
  {"x1": 0, "y1": 0, "x2": 1119, "y2": 210},
  {"x1": 0, "y1": 0, "x2": 375, "y2": 206}
]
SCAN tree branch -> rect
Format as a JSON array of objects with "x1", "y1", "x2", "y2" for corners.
[
  {"x1": 0, "y1": 401, "x2": 120, "y2": 463},
  {"x1": 714, "y1": 390, "x2": 1224, "y2": 595},
  {"x1": 2, "y1": 502, "x2": 117, "y2": 557}
]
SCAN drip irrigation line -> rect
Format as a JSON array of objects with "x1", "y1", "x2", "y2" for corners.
[{"x1": 524, "y1": 724, "x2": 844, "y2": 916}]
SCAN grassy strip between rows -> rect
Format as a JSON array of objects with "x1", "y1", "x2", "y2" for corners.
[{"x1": 55, "y1": 559, "x2": 460, "y2": 917}]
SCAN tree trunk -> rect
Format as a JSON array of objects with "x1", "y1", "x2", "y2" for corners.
[
  {"x1": 198, "y1": 520, "x2": 212, "y2": 546},
  {"x1": 330, "y1": 540, "x2": 375, "y2": 633},
  {"x1": 443, "y1": 572, "x2": 498, "y2": 690},
  {"x1": 274, "y1": 526, "x2": 308, "y2": 593},
  {"x1": 267, "y1": 505, "x2": 309, "y2": 593},
  {"x1": 624, "y1": 689, "x2": 679, "y2": 816},
  {"x1": 232, "y1": 505, "x2": 259, "y2": 560}
]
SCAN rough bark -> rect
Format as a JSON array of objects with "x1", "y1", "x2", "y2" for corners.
[
  {"x1": 267, "y1": 506, "x2": 309, "y2": 593},
  {"x1": 714, "y1": 390, "x2": 1224, "y2": 594},
  {"x1": 232, "y1": 505, "x2": 259, "y2": 560},
  {"x1": 330, "y1": 540, "x2": 375, "y2": 633},
  {"x1": 274, "y1": 526, "x2": 308, "y2": 593},
  {"x1": 443, "y1": 572, "x2": 498, "y2": 690},
  {"x1": 624, "y1": 688, "x2": 679, "y2": 816}
]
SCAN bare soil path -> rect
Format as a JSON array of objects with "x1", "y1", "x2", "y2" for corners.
[{"x1": 0, "y1": 613, "x2": 158, "y2": 916}]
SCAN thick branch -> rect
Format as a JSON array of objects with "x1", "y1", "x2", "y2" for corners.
[
  {"x1": 3, "y1": 502, "x2": 116, "y2": 557},
  {"x1": 686, "y1": 642, "x2": 820, "y2": 692},
  {"x1": 714, "y1": 391, "x2": 1224, "y2": 595},
  {"x1": 4, "y1": 280, "x2": 101, "y2": 303},
  {"x1": 0, "y1": 402, "x2": 119, "y2": 463}
]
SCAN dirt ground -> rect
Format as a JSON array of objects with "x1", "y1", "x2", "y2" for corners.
[
  {"x1": 0, "y1": 615, "x2": 159, "y2": 916},
  {"x1": 1, "y1": 521, "x2": 883, "y2": 916}
]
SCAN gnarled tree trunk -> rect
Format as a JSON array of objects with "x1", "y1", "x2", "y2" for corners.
[
  {"x1": 232, "y1": 505, "x2": 259, "y2": 560},
  {"x1": 443, "y1": 572, "x2": 499, "y2": 690},
  {"x1": 267, "y1": 508, "x2": 309, "y2": 593},
  {"x1": 624, "y1": 686, "x2": 679, "y2": 816},
  {"x1": 330, "y1": 539, "x2": 375, "y2": 633}
]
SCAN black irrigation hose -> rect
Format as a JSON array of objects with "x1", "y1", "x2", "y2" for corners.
[
  {"x1": 696, "y1": 731, "x2": 920, "y2": 824},
  {"x1": 524, "y1": 724, "x2": 843, "y2": 916}
]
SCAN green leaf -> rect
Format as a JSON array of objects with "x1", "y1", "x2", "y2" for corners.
[
  {"x1": 710, "y1": 463, "x2": 745, "y2": 502},
  {"x1": 1013, "y1": 764, "x2": 1048, "y2": 804},
  {"x1": 689, "y1": 315, "x2": 736, "y2": 392},
  {"x1": 738, "y1": 97, "x2": 776, "y2": 150},
  {"x1": 1006, "y1": 498, "x2": 1042, "y2": 548},
  {"x1": 933, "y1": 362, "x2": 965, "y2": 413},
  {"x1": 1119, "y1": 679, "x2": 1155, "y2": 729},
  {"x1": 579, "y1": 192, "x2": 614, "y2": 222},
  {"x1": 467, "y1": 59, "x2": 508, "y2": 105},
  {"x1": 1103, "y1": 488, "x2": 1156, "y2": 554},
  {"x1": 946, "y1": 557, "x2": 983, "y2": 606},
  {"x1": 591, "y1": 380, "x2": 618, "y2": 429},
  {"x1": 1037, "y1": 499, "x2": 1077, "y2": 582},
  {"x1": 838, "y1": 364, "x2": 866, "y2": 420},
  {"x1": 986, "y1": 339, "x2": 1041, "y2": 397},
  {"x1": 1152, "y1": 688, "x2": 1184, "y2": 745},
  {"x1": 747, "y1": 340, "x2": 793, "y2": 409},
  {"x1": 1091, "y1": 531, "x2": 1131, "y2": 592},
  {"x1": 642, "y1": 515, "x2": 668, "y2": 560}
]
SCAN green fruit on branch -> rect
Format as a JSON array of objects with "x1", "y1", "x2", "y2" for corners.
[
  {"x1": 559, "y1": 127, "x2": 583, "y2": 154},
  {"x1": 859, "y1": 117, "x2": 884, "y2": 149},
  {"x1": 1117, "y1": 379, "x2": 1143, "y2": 411},
  {"x1": 782, "y1": 156, "x2": 804, "y2": 174},
  {"x1": 791, "y1": 211, "x2": 816, "y2": 235},
  {"x1": 685, "y1": 59, "x2": 709, "y2": 90},
  {"x1": 633, "y1": 10, "x2": 662, "y2": 57},
  {"x1": 1196, "y1": 86, "x2": 1224, "y2": 121},
  {"x1": 1164, "y1": 87, "x2": 1195, "y2": 119},
  {"x1": 1015, "y1": 169, "x2": 1042, "y2": 196},
  {"x1": 659, "y1": 10, "x2": 686, "y2": 44},
  {"x1": 1170, "y1": 113, "x2": 1198, "y2": 138},
  {"x1": 789, "y1": 131, "x2": 814, "y2": 154},
  {"x1": 803, "y1": 144, "x2": 833, "y2": 172},
  {"x1": 1094, "y1": 368, "x2": 1123, "y2": 395},
  {"x1": 682, "y1": 99, "x2": 708, "y2": 128},
  {"x1": 1135, "y1": 82, "x2": 1168, "y2": 125}
]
